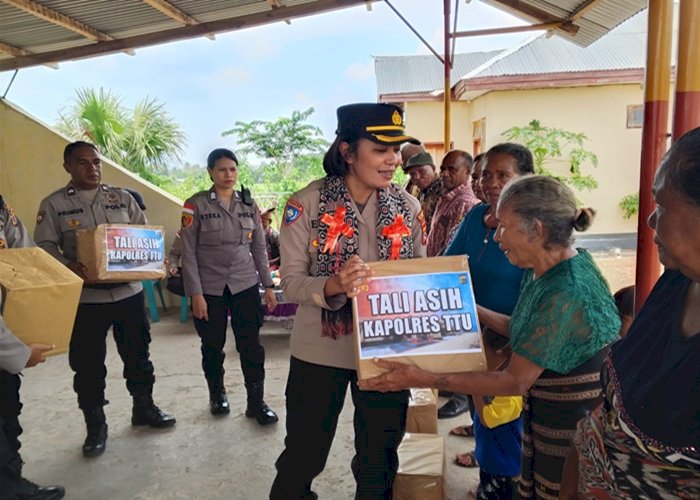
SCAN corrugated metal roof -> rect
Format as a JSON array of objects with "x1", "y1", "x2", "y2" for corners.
[
  {"x1": 471, "y1": 9, "x2": 647, "y2": 78},
  {"x1": 0, "y1": 0, "x2": 369, "y2": 71},
  {"x1": 481, "y1": 0, "x2": 647, "y2": 47},
  {"x1": 375, "y1": 9, "x2": 649, "y2": 98},
  {"x1": 375, "y1": 51, "x2": 504, "y2": 96}
]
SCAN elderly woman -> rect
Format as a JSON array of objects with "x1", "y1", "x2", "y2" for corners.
[
  {"x1": 440, "y1": 143, "x2": 533, "y2": 465},
  {"x1": 361, "y1": 175, "x2": 620, "y2": 498},
  {"x1": 563, "y1": 127, "x2": 700, "y2": 498}
]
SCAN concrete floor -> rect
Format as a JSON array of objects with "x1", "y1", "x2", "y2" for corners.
[{"x1": 18, "y1": 311, "x2": 478, "y2": 500}]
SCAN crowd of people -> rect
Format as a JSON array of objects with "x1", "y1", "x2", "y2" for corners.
[{"x1": 0, "y1": 103, "x2": 698, "y2": 499}]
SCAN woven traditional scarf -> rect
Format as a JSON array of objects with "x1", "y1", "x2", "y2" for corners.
[{"x1": 316, "y1": 175, "x2": 415, "y2": 339}]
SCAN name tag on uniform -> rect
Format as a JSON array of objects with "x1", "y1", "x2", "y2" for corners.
[
  {"x1": 200, "y1": 213, "x2": 222, "y2": 220},
  {"x1": 57, "y1": 208, "x2": 85, "y2": 217}
]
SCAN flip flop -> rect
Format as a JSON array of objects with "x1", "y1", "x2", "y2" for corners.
[
  {"x1": 449, "y1": 424, "x2": 475, "y2": 438},
  {"x1": 454, "y1": 451, "x2": 479, "y2": 468}
]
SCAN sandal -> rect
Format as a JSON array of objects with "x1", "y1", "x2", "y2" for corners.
[
  {"x1": 449, "y1": 424, "x2": 475, "y2": 438},
  {"x1": 454, "y1": 451, "x2": 479, "y2": 468}
]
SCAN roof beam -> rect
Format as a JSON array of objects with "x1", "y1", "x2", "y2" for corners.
[
  {"x1": 486, "y1": 0, "x2": 579, "y2": 36},
  {"x1": 266, "y1": 0, "x2": 291, "y2": 25},
  {"x1": 141, "y1": 0, "x2": 199, "y2": 26},
  {"x1": 140, "y1": 0, "x2": 215, "y2": 40},
  {"x1": 569, "y1": 0, "x2": 602, "y2": 22},
  {"x1": 0, "y1": 0, "x2": 112, "y2": 41},
  {"x1": 452, "y1": 21, "x2": 567, "y2": 38},
  {"x1": 0, "y1": 41, "x2": 58, "y2": 68},
  {"x1": 0, "y1": 0, "x2": 371, "y2": 71}
]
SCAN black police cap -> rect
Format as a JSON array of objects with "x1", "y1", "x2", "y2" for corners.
[{"x1": 336, "y1": 103, "x2": 420, "y2": 145}]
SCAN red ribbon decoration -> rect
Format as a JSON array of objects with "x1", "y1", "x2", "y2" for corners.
[
  {"x1": 382, "y1": 214, "x2": 410, "y2": 260},
  {"x1": 320, "y1": 207, "x2": 354, "y2": 254}
]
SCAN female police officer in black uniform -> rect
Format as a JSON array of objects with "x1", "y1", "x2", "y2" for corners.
[{"x1": 180, "y1": 148, "x2": 278, "y2": 424}]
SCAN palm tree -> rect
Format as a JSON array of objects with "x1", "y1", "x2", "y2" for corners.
[
  {"x1": 57, "y1": 88, "x2": 126, "y2": 163},
  {"x1": 57, "y1": 87, "x2": 186, "y2": 176}
]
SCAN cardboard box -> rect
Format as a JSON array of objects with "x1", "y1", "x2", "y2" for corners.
[
  {"x1": 407, "y1": 388, "x2": 438, "y2": 434},
  {"x1": 353, "y1": 255, "x2": 486, "y2": 380},
  {"x1": 0, "y1": 247, "x2": 83, "y2": 356},
  {"x1": 393, "y1": 433, "x2": 444, "y2": 500},
  {"x1": 77, "y1": 224, "x2": 166, "y2": 282}
]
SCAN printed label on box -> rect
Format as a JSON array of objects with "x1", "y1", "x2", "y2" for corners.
[
  {"x1": 354, "y1": 271, "x2": 480, "y2": 359},
  {"x1": 105, "y1": 226, "x2": 164, "y2": 272}
]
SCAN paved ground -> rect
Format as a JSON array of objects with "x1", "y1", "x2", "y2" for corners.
[
  {"x1": 17, "y1": 251, "x2": 636, "y2": 499},
  {"x1": 18, "y1": 312, "x2": 479, "y2": 500}
]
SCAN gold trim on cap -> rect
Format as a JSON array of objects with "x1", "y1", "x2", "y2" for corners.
[
  {"x1": 371, "y1": 133, "x2": 413, "y2": 143},
  {"x1": 365, "y1": 125, "x2": 405, "y2": 132}
]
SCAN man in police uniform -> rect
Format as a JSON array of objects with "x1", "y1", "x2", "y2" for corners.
[
  {"x1": 0, "y1": 198, "x2": 65, "y2": 499},
  {"x1": 34, "y1": 141, "x2": 175, "y2": 459}
]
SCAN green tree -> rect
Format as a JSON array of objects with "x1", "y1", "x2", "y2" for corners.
[
  {"x1": 222, "y1": 107, "x2": 329, "y2": 179},
  {"x1": 502, "y1": 119, "x2": 599, "y2": 191},
  {"x1": 221, "y1": 108, "x2": 330, "y2": 211},
  {"x1": 57, "y1": 87, "x2": 186, "y2": 177}
]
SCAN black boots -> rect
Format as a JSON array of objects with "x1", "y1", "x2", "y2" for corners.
[
  {"x1": 131, "y1": 393, "x2": 177, "y2": 428},
  {"x1": 245, "y1": 381, "x2": 278, "y2": 426},
  {"x1": 207, "y1": 379, "x2": 230, "y2": 416},
  {"x1": 82, "y1": 406, "x2": 108, "y2": 458},
  {"x1": 2, "y1": 456, "x2": 65, "y2": 500}
]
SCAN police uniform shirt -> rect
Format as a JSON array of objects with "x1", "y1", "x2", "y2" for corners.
[
  {"x1": 180, "y1": 188, "x2": 274, "y2": 297},
  {"x1": 0, "y1": 292, "x2": 30, "y2": 375},
  {"x1": 0, "y1": 196, "x2": 34, "y2": 249},
  {"x1": 280, "y1": 179, "x2": 427, "y2": 370},
  {"x1": 0, "y1": 198, "x2": 33, "y2": 373},
  {"x1": 34, "y1": 183, "x2": 145, "y2": 304}
]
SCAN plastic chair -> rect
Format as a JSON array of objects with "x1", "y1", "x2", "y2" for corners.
[{"x1": 142, "y1": 280, "x2": 167, "y2": 323}]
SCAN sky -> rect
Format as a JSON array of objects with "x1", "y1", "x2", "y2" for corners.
[{"x1": 0, "y1": 0, "x2": 532, "y2": 167}]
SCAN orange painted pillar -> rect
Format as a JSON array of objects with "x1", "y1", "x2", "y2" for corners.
[
  {"x1": 443, "y1": 0, "x2": 451, "y2": 155},
  {"x1": 634, "y1": 0, "x2": 673, "y2": 313},
  {"x1": 672, "y1": 0, "x2": 700, "y2": 140}
]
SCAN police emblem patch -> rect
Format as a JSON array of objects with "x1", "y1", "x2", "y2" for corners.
[
  {"x1": 36, "y1": 210, "x2": 46, "y2": 225},
  {"x1": 391, "y1": 110, "x2": 402, "y2": 126},
  {"x1": 284, "y1": 199, "x2": 303, "y2": 226},
  {"x1": 107, "y1": 193, "x2": 119, "y2": 204},
  {"x1": 181, "y1": 203, "x2": 195, "y2": 230}
]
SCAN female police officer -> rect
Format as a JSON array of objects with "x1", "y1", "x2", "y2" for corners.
[
  {"x1": 269, "y1": 103, "x2": 427, "y2": 499},
  {"x1": 180, "y1": 148, "x2": 278, "y2": 424}
]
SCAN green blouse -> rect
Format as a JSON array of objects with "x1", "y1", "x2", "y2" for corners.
[{"x1": 509, "y1": 249, "x2": 620, "y2": 374}]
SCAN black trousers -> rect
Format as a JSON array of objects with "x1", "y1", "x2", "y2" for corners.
[
  {"x1": 270, "y1": 356, "x2": 409, "y2": 500},
  {"x1": 0, "y1": 416, "x2": 19, "y2": 496},
  {"x1": 192, "y1": 285, "x2": 265, "y2": 385},
  {"x1": 69, "y1": 291, "x2": 155, "y2": 410},
  {"x1": 0, "y1": 371, "x2": 21, "y2": 457}
]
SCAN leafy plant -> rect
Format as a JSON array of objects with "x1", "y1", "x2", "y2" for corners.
[
  {"x1": 618, "y1": 192, "x2": 639, "y2": 219},
  {"x1": 502, "y1": 119, "x2": 599, "y2": 191},
  {"x1": 223, "y1": 107, "x2": 329, "y2": 179},
  {"x1": 57, "y1": 87, "x2": 186, "y2": 177}
]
